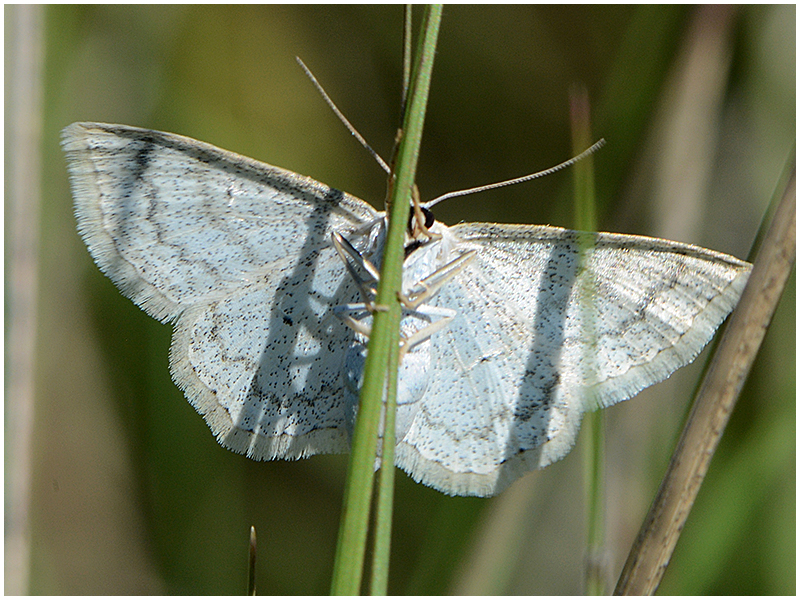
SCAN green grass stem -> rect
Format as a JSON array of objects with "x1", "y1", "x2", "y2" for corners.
[
  {"x1": 330, "y1": 6, "x2": 442, "y2": 594},
  {"x1": 570, "y1": 84, "x2": 607, "y2": 595}
]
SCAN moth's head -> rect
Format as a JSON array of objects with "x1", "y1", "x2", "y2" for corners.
[
  {"x1": 407, "y1": 204, "x2": 435, "y2": 234},
  {"x1": 404, "y1": 204, "x2": 438, "y2": 258}
]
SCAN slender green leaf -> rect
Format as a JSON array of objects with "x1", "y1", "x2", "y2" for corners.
[{"x1": 330, "y1": 6, "x2": 442, "y2": 594}]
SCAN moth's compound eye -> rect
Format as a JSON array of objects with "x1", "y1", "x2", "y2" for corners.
[{"x1": 408, "y1": 205, "x2": 435, "y2": 233}]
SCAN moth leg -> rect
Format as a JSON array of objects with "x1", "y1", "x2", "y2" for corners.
[
  {"x1": 334, "y1": 302, "x2": 455, "y2": 358},
  {"x1": 332, "y1": 232, "x2": 379, "y2": 296},
  {"x1": 333, "y1": 303, "x2": 374, "y2": 337},
  {"x1": 331, "y1": 232, "x2": 389, "y2": 312},
  {"x1": 399, "y1": 250, "x2": 477, "y2": 309},
  {"x1": 398, "y1": 305, "x2": 457, "y2": 359}
]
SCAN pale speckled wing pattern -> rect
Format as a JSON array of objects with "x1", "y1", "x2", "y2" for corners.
[
  {"x1": 63, "y1": 122, "x2": 752, "y2": 497},
  {"x1": 63, "y1": 122, "x2": 380, "y2": 459},
  {"x1": 395, "y1": 223, "x2": 750, "y2": 496}
]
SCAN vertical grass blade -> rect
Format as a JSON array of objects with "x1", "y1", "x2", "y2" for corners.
[
  {"x1": 570, "y1": 84, "x2": 606, "y2": 595},
  {"x1": 330, "y1": 6, "x2": 442, "y2": 594}
]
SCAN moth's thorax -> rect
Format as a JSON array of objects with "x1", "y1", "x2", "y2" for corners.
[
  {"x1": 346, "y1": 215, "x2": 463, "y2": 295},
  {"x1": 401, "y1": 221, "x2": 460, "y2": 292},
  {"x1": 339, "y1": 220, "x2": 461, "y2": 446}
]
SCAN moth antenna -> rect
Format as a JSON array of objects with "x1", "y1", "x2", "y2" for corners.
[
  {"x1": 296, "y1": 57, "x2": 391, "y2": 175},
  {"x1": 424, "y1": 138, "x2": 606, "y2": 209}
]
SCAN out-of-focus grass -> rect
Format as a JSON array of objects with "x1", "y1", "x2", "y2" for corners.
[{"x1": 27, "y1": 5, "x2": 794, "y2": 594}]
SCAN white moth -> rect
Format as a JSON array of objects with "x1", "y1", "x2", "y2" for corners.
[{"x1": 62, "y1": 122, "x2": 751, "y2": 497}]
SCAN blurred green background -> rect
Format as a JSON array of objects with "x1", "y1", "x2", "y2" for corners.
[{"x1": 6, "y1": 5, "x2": 794, "y2": 594}]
